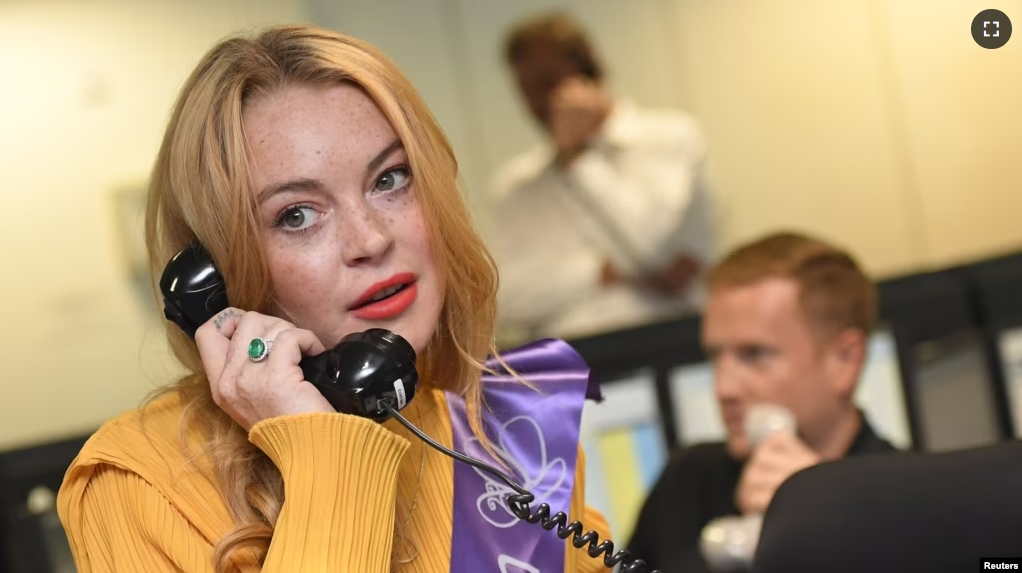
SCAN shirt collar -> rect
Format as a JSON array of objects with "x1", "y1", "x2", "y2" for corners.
[{"x1": 846, "y1": 410, "x2": 897, "y2": 455}]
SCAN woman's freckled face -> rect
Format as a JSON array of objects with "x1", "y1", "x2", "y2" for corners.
[{"x1": 243, "y1": 83, "x2": 444, "y2": 352}]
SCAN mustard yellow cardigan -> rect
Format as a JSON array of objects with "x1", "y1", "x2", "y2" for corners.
[{"x1": 57, "y1": 387, "x2": 612, "y2": 572}]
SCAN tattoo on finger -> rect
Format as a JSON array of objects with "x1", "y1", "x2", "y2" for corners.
[{"x1": 213, "y1": 309, "x2": 237, "y2": 331}]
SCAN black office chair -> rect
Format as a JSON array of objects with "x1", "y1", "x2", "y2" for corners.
[
  {"x1": 753, "y1": 438, "x2": 1022, "y2": 573},
  {"x1": 0, "y1": 434, "x2": 88, "y2": 573}
]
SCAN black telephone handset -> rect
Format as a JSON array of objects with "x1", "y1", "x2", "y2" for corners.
[
  {"x1": 158, "y1": 243, "x2": 661, "y2": 573},
  {"x1": 159, "y1": 243, "x2": 417, "y2": 422}
]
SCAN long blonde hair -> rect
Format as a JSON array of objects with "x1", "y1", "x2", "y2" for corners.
[{"x1": 144, "y1": 24, "x2": 499, "y2": 572}]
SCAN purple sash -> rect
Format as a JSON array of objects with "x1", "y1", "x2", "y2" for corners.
[{"x1": 446, "y1": 339, "x2": 601, "y2": 573}]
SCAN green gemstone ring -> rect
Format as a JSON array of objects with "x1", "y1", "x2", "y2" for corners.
[{"x1": 247, "y1": 337, "x2": 273, "y2": 362}]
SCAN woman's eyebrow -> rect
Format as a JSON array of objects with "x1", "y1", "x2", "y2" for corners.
[
  {"x1": 367, "y1": 139, "x2": 404, "y2": 175},
  {"x1": 257, "y1": 139, "x2": 404, "y2": 202},
  {"x1": 257, "y1": 177, "x2": 323, "y2": 204}
]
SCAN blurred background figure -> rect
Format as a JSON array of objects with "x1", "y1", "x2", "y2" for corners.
[
  {"x1": 487, "y1": 11, "x2": 717, "y2": 343},
  {"x1": 626, "y1": 232, "x2": 897, "y2": 572}
]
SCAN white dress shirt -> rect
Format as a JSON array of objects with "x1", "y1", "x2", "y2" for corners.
[{"x1": 488, "y1": 99, "x2": 717, "y2": 342}]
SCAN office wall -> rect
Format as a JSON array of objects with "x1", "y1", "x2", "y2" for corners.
[
  {"x1": 0, "y1": 0, "x2": 309, "y2": 449},
  {"x1": 881, "y1": 0, "x2": 1022, "y2": 267}
]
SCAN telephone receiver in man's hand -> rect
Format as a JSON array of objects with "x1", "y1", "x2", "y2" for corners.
[
  {"x1": 700, "y1": 404, "x2": 796, "y2": 572},
  {"x1": 158, "y1": 243, "x2": 418, "y2": 422}
]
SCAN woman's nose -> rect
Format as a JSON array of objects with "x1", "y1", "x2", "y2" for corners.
[{"x1": 342, "y1": 203, "x2": 394, "y2": 265}]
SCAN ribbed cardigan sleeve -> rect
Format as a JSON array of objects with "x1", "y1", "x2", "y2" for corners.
[{"x1": 59, "y1": 412, "x2": 409, "y2": 572}]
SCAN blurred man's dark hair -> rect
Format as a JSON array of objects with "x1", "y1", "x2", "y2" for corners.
[{"x1": 503, "y1": 11, "x2": 603, "y2": 81}]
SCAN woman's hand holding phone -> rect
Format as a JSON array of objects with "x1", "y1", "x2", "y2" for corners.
[{"x1": 195, "y1": 308, "x2": 334, "y2": 430}]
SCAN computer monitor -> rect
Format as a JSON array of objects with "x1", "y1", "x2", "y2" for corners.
[
  {"x1": 578, "y1": 369, "x2": 666, "y2": 542},
  {"x1": 997, "y1": 326, "x2": 1022, "y2": 438},
  {"x1": 912, "y1": 329, "x2": 1003, "y2": 452},
  {"x1": 854, "y1": 328, "x2": 913, "y2": 449}
]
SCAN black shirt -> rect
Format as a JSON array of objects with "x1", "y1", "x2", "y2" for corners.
[
  {"x1": 752, "y1": 439, "x2": 1022, "y2": 573},
  {"x1": 626, "y1": 414, "x2": 896, "y2": 573}
]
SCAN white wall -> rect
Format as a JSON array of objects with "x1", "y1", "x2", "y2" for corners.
[
  {"x1": 0, "y1": 0, "x2": 309, "y2": 449},
  {"x1": 881, "y1": 0, "x2": 1022, "y2": 267},
  {"x1": 675, "y1": 0, "x2": 924, "y2": 273}
]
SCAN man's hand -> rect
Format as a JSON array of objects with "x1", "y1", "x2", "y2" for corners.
[
  {"x1": 637, "y1": 254, "x2": 701, "y2": 295},
  {"x1": 600, "y1": 259, "x2": 622, "y2": 287},
  {"x1": 598, "y1": 254, "x2": 701, "y2": 294},
  {"x1": 549, "y1": 77, "x2": 613, "y2": 165},
  {"x1": 735, "y1": 432, "x2": 821, "y2": 515}
]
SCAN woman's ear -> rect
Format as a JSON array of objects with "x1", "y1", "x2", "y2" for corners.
[{"x1": 826, "y1": 328, "x2": 867, "y2": 399}]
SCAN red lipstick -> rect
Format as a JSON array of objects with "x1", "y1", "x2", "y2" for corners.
[{"x1": 350, "y1": 273, "x2": 417, "y2": 321}]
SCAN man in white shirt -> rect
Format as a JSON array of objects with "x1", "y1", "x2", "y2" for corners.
[{"x1": 490, "y1": 12, "x2": 717, "y2": 342}]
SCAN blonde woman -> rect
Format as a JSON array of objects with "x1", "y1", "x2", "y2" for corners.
[{"x1": 57, "y1": 24, "x2": 617, "y2": 573}]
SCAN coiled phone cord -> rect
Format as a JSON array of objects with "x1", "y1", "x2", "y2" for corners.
[{"x1": 382, "y1": 402, "x2": 661, "y2": 573}]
